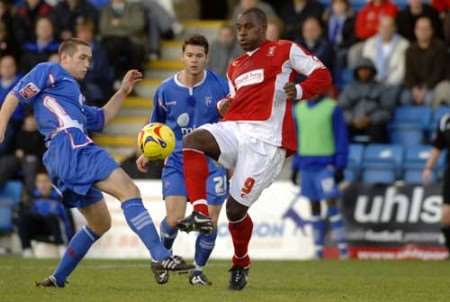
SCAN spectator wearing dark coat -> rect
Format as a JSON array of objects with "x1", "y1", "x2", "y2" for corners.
[
  {"x1": 402, "y1": 16, "x2": 450, "y2": 107},
  {"x1": 280, "y1": 0, "x2": 324, "y2": 41},
  {"x1": 50, "y1": 0, "x2": 99, "y2": 41},
  {"x1": 20, "y1": 17, "x2": 59, "y2": 72},
  {"x1": 397, "y1": 0, "x2": 443, "y2": 42},
  {"x1": 297, "y1": 16, "x2": 335, "y2": 74},
  {"x1": 339, "y1": 57, "x2": 397, "y2": 143},
  {"x1": 13, "y1": 0, "x2": 53, "y2": 45}
]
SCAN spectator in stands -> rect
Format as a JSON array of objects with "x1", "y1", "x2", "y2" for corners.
[
  {"x1": 208, "y1": 23, "x2": 241, "y2": 76},
  {"x1": 297, "y1": 16, "x2": 335, "y2": 74},
  {"x1": 0, "y1": 0, "x2": 16, "y2": 38},
  {"x1": 355, "y1": 0, "x2": 398, "y2": 40},
  {"x1": 0, "y1": 55, "x2": 22, "y2": 156},
  {"x1": 325, "y1": 0, "x2": 357, "y2": 50},
  {"x1": 99, "y1": 0, "x2": 146, "y2": 82},
  {"x1": 76, "y1": 18, "x2": 113, "y2": 106},
  {"x1": 397, "y1": 0, "x2": 443, "y2": 42},
  {"x1": 0, "y1": 113, "x2": 46, "y2": 191},
  {"x1": 17, "y1": 170, "x2": 74, "y2": 258},
  {"x1": 13, "y1": 0, "x2": 53, "y2": 45},
  {"x1": 20, "y1": 17, "x2": 60, "y2": 72},
  {"x1": 280, "y1": 0, "x2": 324, "y2": 41},
  {"x1": 0, "y1": 21, "x2": 20, "y2": 61},
  {"x1": 231, "y1": 0, "x2": 277, "y2": 23},
  {"x1": 51, "y1": 0, "x2": 99, "y2": 41},
  {"x1": 266, "y1": 17, "x2": 284, "y2": 41},
  {"x1": 362, "y1": 16, "x2": 409, "y2": 86},
  {"x1": 402, "y1": 16, "x2": 450, "y2": 107},
  {"x1": 143, "y1": 0, "x2": 184, "y2": 60},
  {"x1": 339, "y1": 57, "x2": 397, "y2": 143}
]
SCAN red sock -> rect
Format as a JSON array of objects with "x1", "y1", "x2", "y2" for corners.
[
  {"x1": 183, "y1": 148, "x2": 209, "y2": 216},
  {"x1": 228, "y1": 215, "x2": 253, "y2": 268}
]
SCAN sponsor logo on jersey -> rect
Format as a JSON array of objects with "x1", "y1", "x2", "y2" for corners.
[
  {"x1": 234, "y1": 69, "x2": 264, "y2": 90},
  {"x1": 19, "y1": 82, "x2": 40, "y2": 99},
  {"x1": 177, "y1": 113, "x2": 190, "y2": 127}
]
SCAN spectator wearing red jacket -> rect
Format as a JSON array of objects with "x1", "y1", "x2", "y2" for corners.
[{"x1": 355, "y1": 0, "x2": 398, "y2": 40}]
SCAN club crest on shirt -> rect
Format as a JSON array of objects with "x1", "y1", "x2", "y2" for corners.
[
  {"x1": 19, "y1": 82, "x2": 40, "y2": 99},
  {"x1": 267, "y1": 46, "x2": 276, "y2": 56}
]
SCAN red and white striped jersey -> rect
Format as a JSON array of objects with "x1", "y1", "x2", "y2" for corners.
[{"x1": 224, "y1": 40, "x2": 331, "y2": 153}]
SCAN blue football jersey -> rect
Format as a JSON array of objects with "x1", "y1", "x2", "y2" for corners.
[
  {"x1": 150, "y1": 70, "x2": 228, "y2": 150},
  {"x1": 11, "y1": 62, "x2": 104, "y2": 144}
]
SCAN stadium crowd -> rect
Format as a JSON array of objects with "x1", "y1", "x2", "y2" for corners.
[{"x1": 0, "y1": 0, "x2": 449, "y2": 257}]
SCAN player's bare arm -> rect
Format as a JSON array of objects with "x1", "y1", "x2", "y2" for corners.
[
  {"x1": 103, "y1": 69, "x2": 143, "y2": 125},
  {"x1": 0, "y1": 92, "x2": 20, "y2": 143}
]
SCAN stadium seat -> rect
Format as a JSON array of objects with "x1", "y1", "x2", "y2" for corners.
[
  {"x1": 0, "y1": 181, "x2": 23, "y2": 233},
  {"x1": 362, "y1": 144, "x2": 403, "y2": 184},
  {"x1": 344, "y1": 144, "x2": 364, "y2": 182},
  {"x1": 403, "y1": 145, "x2": 434, "y2": 184},
  {"x1": 390, "y1": 106, "x2": 432, "y2": 146}
]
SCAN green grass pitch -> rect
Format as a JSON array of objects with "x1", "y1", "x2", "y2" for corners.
[{"x1": 1, "y1": 257, "x2": 449, "y2": 302}]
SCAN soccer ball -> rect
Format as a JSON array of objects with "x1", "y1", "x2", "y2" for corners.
[{"x1": 137, "y1": 123, "x2": 176, "y2": 160}]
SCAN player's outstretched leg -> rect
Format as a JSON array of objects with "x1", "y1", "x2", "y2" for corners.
[
  {"x1": 189, "y1": 229, "x2": 217, "y2": 285},
  {"x1": 180, "y1": 130, "x2": 221, "y2": 233},
  {"x1": 326, "y1": 200, "x2": 348, "y2": 259},
  {"x1": 441, "y1": 205, "x2": 450, "y2": 259},
  {"x1": 98, "y1": 169, "x2": 194, "y2": 274},
  {"x1": 36, "y1": 201, "x2": 110, "y2": 288},
  {"x1": 227, "y1": 198, "x2": 252, "y2": 290}
]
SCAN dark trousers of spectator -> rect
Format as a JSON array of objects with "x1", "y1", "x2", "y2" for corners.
[
  {"x1": 0, "y1": 155, "x2": 40, "y2": 193},
  {"x1": 17, "y1": 212, "x2": 65, "y2": 250},
  {"x1": 349, "y1": 124, "x2": 388, "y2": 144},
  {"x1": 101, "y1": 36, "x2": 145, "y2": 81}
]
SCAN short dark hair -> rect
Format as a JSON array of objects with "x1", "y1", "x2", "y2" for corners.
[
  {"x1": 58, "y1": 38, "x2": 90, "y2": 56},
  {"x1": 182, "y1": 35, "x2": 209, "y2": 55},
  {"x1": 241, "y1": 7, "x2": 267, "y2": 27}
]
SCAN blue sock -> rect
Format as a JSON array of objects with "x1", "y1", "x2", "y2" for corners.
[
  {"x1": 52, "y1": 226, "x2": 99, "y2": 286},
  {"x1": 311, "y1": 215, "x2": 326, "y2": 258},
  {"x1": 160, "y1": 217, "x2": 178, "y2": 250},
  {"x1": 121, "y1": 198, "x2": 171, "y2": 261},
  {"x1": 194, "y1": 229, "x2": 217, "y2": 269},
  {"x1": 327, "y1": 205, "x2": 348, "y2": 258}
]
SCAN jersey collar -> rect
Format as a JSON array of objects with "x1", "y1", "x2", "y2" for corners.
[{"x1": 173, "y1": 70, "x2": 207, "y2": 90}]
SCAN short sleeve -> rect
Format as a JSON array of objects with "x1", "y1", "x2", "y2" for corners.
[
  {"x1": 11, "y1": 63, "x2": 53, "y2": 104},
  {"x1": 83, "y1": 105, "x2": 105, "y2": 132},
  {"x1": 289, "y1": 43, "x2": 325, "y2": 76},
  {"x1": 150, "y1": 87, "x2": 167, "y2": 123}
]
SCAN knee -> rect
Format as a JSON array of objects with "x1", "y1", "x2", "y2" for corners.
[
  {"x1": 166, "y1": 213, "x2": 184, "y2": 228},
  {"x1": 89, "y1": 216, "x2": 112, "y2": 236},
  {"x1": 183, "y1": 131, "x2": 201, "y2": 149},
  {"x1": 122, "y1": 181, "x2": 140, "y2": 200},
  {"x1": 226, "y1": 200, "x2": 247, "y2": 222}
]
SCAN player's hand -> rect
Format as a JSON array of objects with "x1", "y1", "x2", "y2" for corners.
[
  {"x1": 119, "y1": 70, "x2": 143, "y2": 95},
  {"x1": 283, "y1": 82, "x2": 297, "y2": 99},
  {"x1": 136, "y1": 154, "x2": 150, "y2": 173},
  {"x1": 217, "y1": 97, "x2": 231, "y2": 116},
  {"x1": 422, "y1": 168, "x2": 433, "y2": 185}
]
